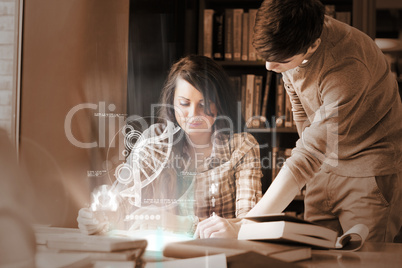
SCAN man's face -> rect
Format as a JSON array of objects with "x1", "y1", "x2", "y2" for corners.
[
  {"x1": 265, "y1": 53, "x2": 307, "y2": 73},
  {"x1": 265, "y1": 38, "x2": 321, "y2": 73}
]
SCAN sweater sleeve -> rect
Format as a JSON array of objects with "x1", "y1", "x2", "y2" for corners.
[{"x1": 285, "y1": 58, "x2": 372, "y2": 187}]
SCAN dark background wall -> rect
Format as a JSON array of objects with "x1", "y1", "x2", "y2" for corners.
[{"x1": 127, "y1": 0, "x2": 198, "y2": 119}]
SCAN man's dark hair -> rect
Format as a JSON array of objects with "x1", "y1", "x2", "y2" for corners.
[{"x1": 253, "y1": 0, "x2": 325, "y2": 63}]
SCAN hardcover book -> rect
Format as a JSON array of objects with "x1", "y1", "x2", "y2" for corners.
[
  {"x1": 248, "y1": 9, "x2": 258, "y2": 61},
  {"x1": 163, "y1": 238, "x2": 311, "y2": 263},
  {"x1": 260, "y1": 71, "x2": 273, "y2": 119},
  {"x1": 232, "y1": 9, "x2": 244, "y2": 61},
  {"x1": 275, "y1": 74, "x2": 285, "y2": 127},
  {"x1": 239, "y1": 213, "x2": 369, "y2": 251},
  {"x1": 241, "y1": 12, "x2": 249, "y2": 61},
  {"x1": 213, "y1": 10, "x2": 224, "y2": 60},
  {"x1": 203, "y1": 9, "x2": 214, "y2": 58},
  {"x1": 224, "y1": 9, "x2": 233, "y2": 60},
  {"x1": 35, "y1": 226, "x2": 147, "y2": 253},
  {"x1": 46, "y1": 234, "x2": 148, "y2": 252}
]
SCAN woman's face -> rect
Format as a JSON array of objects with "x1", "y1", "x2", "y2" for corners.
[{"x1": 173, "y1": 78, "x2": 217, "y2": 142}]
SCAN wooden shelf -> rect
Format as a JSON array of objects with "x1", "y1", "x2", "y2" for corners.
[
  {"x1": 246, "y1": 127, "x2": 298, "y2": 133},
  {"x1": 216, "y1": 60, "x2": 265, "y2": 67},
  {"x1": 375, "y1": 38, "x2": 402, "y2": 56}
]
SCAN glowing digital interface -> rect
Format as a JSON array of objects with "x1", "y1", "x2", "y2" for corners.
[{"x1": 90, "y1": 120, "x2": 185, "y2": 224}]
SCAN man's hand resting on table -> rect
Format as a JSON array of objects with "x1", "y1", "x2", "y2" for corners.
[{"x1": 194, "y1": 216, "x2": 243, "y2": 239}]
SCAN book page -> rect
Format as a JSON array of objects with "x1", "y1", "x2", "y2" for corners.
[{"x1": 335, "y1": 224, "x2": 369, "y2": 251}]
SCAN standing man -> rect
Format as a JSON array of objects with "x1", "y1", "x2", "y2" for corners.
[{"x1": 196, "y1": 0, "x2": 402, "y2": 242}]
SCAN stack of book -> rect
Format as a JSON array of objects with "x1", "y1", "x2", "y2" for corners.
[
  {"x1": 34, "y1": 226, "x2": 147, "y2": 268},
  {"x1": 238, "y1": 213, "x2": 369, "y2": 251}
]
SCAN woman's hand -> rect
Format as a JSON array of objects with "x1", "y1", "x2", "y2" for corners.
[
  {"x1": 77, "y1": 208, "x2": 109, "y2": 235},
  {"x1": 194, "y1": 216, "x2": 243, "y2": 239}
]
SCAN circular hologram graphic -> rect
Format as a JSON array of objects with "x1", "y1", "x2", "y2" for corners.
[
  {"x1": 122, "y1": 149, "x2": 129, "y2": 157},
  {"x1": 108, "y1": 104, "x2": 116, "y2": 112},
  {"x1": 122, "y1": 124, "x2": 135, "y2": 135},
  {"x1": 124, "y1": 130, "x2": 143, "y2": 151},
  {"x1": 114, "y1": 163, "x2": 133, "y2": 185}
]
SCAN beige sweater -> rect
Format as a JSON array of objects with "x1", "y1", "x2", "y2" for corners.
[{"x1": 282, "y1": 16, "x2": 402, "y2": 188}]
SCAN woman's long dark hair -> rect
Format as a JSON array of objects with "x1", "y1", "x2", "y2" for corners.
[
  {"x1": 142, "y1": 55, "x2": 246, "y2": 214},
  {"x1": 158, "y1": 54, "x2": 244, "y2": 134}
]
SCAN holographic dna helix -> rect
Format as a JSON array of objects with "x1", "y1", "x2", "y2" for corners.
[{"x1": 113, "y1": 120, "x2": 180, "y2": 208}]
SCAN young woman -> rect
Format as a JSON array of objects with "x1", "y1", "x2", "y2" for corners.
[{"x1": 77, "y1": 55, "x2": 263, "y2": 236}]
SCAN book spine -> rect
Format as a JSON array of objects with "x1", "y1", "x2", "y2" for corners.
[
  {"x1": 241, "y1": 74, "x2": 247, "y2": 119},
  {"x1": 203, "y1": 9, "x2": 214, "y2": 58},
  {"x1": 275, "y1": 74, "x2": 285, "y2": 127},
  {"x1": 261, "y1": 71, "x2": 272, "y2": 118},
  {"x1": 271, "y1": 146, "x2": 278, "y2": 181},
  {"x1": 254, "y1": 75, "x2": 263, "y2": 116},
  {"x1": 245, "y1": 74, "x2": 255, "y2": 126},
  {"x1": 284, "y1": 92, "x2": 293, "y2": 128},
  {"x1": 229, "y1": 76, "x2": 242, "y2": 102},
  {"x1": 251, "y1": 75, "x2": 263, "y2": 128},
  {"x1": 213, "y1": 10, "x2": 224, "y2": 60},
  {"x1": 224, "y1": 9, "x2": 233, "y2": 61},
  {"x1": 241, "y1": 12, "x2": 249, "y2": 61},
  {"x1": 324, "y1": 5, "x2": 336, "y2": 18},
  {"x1": 335, "y1": 11, "x2": 351, "y2": 25},
  {"x1": 232, "y1": 9, "x2": 243, "y2": 61},
  {"x1": 248, "y1": 9, "x2": 257, "y2": 61}
]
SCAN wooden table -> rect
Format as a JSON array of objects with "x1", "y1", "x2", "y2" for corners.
[
  {"x1": 297, "y1": 242, "x2": 402, "y2": 268},
  {"x1": 34, "y1": 227, "x2": 402, "y2": 267}
]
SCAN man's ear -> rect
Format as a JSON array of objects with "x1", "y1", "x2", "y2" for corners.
[{"x1": 307, "y1": 38, "x2": 321, "y2": 54}]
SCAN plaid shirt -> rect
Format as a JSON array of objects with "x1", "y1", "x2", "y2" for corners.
[
  {"x1": 191, "y1": 132, "x2": 263, "y2": 218},
  {"x1": 122, "y1": 124, "x2": 262, "y2": 220}
]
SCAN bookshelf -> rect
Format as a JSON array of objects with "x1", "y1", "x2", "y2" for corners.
[{"x1": 197, "y1": 0, "x2": 376, "y2": 215}]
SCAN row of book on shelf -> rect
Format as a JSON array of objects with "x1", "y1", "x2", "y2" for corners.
[
  {"x1": 203, "y1": 8, "x2": 260, "y2": 61},
  {"x1": 324, "y1": 5, "x2": 352, "y2": 25},
  {"x1": 230, "y1": 72, "x2": 296, "y2": 129},
  {"x1": 203, "y1": 5, "x2": 351, "y2": 62}
]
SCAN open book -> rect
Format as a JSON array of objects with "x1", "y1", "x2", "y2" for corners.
[{"x1": 238, "y1": 213, "x2": 369, "y2": 251}]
